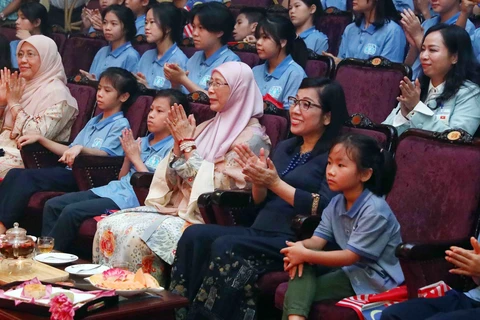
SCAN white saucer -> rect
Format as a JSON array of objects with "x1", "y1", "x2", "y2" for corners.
[
  {"x1": 35, "y1": 253, "x2": 78, "y2": 264},
  {"x1": 65, "y1": 264, "x2": 110, "y2": 276}
]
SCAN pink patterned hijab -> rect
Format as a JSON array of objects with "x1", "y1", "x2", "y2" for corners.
[
  {"x1": 3, "y1": 35, "x2": 78, "y2": 131},
  {"x1": 195, "y1": 61, "x2": 264, "y2": 162}
]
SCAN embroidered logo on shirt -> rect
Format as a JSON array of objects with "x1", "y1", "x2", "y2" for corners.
[
  {"x1": 268, "y1": 86, "x2": 282, "y2": 99},
  {"x1": 200, "y1": 75, "x2": 211, "y2": 88},
  {"x1": 92, "y1": 138, "x2": 103, "y2": 148},
  {"x1": 363, "y1": 43, "x2": 377, "y2": 55},
  {"x1": 153, "y1": 76, "x2": 166, "y2": 88},
  {"x1": 145, "y1": 155, "x2": 161, "y2": 169}
]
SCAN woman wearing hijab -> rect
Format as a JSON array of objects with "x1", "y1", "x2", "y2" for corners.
[
  {"x1": 92, "y1": 61, "x2": 271, "y2": 285},
  {"x1": 0, "y1": 35, "x2": 78, "y2": 178}
]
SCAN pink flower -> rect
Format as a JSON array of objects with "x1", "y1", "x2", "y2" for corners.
[
  {"x1": 49, "y1": 293, "x2": 74, "y2": 320},
  {"x1": 102, "y1": 268, "x2": 130, "y2": 281}
]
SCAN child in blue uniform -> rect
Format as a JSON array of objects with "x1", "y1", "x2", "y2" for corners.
[
  {"x1": 282, "y1": 133, "x2": 404, "y2": 320},
  {"x1": 134, "y1": 3, "x2": 188, "y2": 90},
  {"x1": 233, "y1": 7, "x2": 265, "y2": 42},
  {"x1": 124, "y1": 0, "x2": 153, "y2": 35},
  {"x1": 323, "y1": 0, "x2": 405, "y2": 64},
  {"x1": 82, "y1": 0, "x2": 124, "y2": 36},
  {"x1": 289, "y1": 0, "x2": 328, "y2": 54},
  {"x1": 252, "y1": 14, "x2": 308, "y2": 110},
  {"x1": 163, "y1": 2, "x2": 240, "y2": 93},
  {"x1": 81, "y1": 5, "x2": 140, "y2": 80},
  {"x1": 0, "y1": 67, "x2": 138, "y2": 234},
  {"x1": 41, "y1": 89, "x2": 190, "y2": 252}
]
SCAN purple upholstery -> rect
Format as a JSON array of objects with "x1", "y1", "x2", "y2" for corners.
[
  {"x1": 342, "y1": 126, "x2": 387, "y2": 148},
  {"x1": 190, "y1": 103, "x2": 216, "y2": 125},
  {"x1": 335, "y1": 63, "x2": 405, "y2": 123},
  {"x1": 0, "y1": 26, "x2": 16, "y2": 42},
  {"x1": 94, "y1": 95, "x2": 152, "y2": 138},
  {"x1": 86, "y1": 0, "x2": 100, "y2": 10},
  {"x1": 305, "y1": 54, "x2": 335, "y2": 78},
  {"x1": 179, "y1": 45, "x2": 200, "y2": 59},
  {"x1": 234, "y1": 51, "x2": 261, "y2": 68},
  {"x1": 316, "y1": 11, "x2": 352, "y2": 56},
  {"x1": 259, "y1": 114, "x2": 289, "y2": 149},
  {"x1": 22, "y1": 191, "x2": 66, "y2": 236},
  {"x1": 66, "y1": 83, "x2": 97, "y2": 142},
  {"x1": 52, "y1": 32, "x2": 67, "y2": 55},
  {"x1": 62, "y1": 36, "x2": 107, "y2": 78},
  {"x1": 132, "y1": 41, "x2": 155, "y2": 56},
  {"x1": 230, "y1": 0, "x2": 274, "y2": 6}
]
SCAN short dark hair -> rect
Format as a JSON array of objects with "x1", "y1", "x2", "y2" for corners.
[
  {"x1": 419, "y1": 24, "x2": 480, "y2": 108},
  {"x1": 266, "y1": 4, "x2": 289, "y2": 19},
  {"x1": 330, "y1": 133, "x2": 396, "y2": 196},
  {"x1": 102, "y1": 5, "x2": 137, "y2": 42},
  {"x1": 255, "y1": 14, "x2": 308, "y2": 68},
  {"x1": 354, "y1": 0, "x2": 399, "y2": 29},
  {"x1": 99, "y1": 67, "x2": 139, "y2": 113},
  {"x1": 148, "y1": 2, "x2": 188, "y2": 45},
  {"x1": 189, "y1": 2, "x2": 234, "y2": 45},
  {"x1": 19, "y1": 2, "x2": 52, "y2": 37},
  {"x1": 239, "y1": 7, "x2": 266, "y2": 24},
  {"x1": 154, "y1": 89, "x2": 191, "y2": 116},
  {"x1": 293, "y1": 0, "x2": 324, "y2": 23},
  {"x1": 0, "y1": 34, "x2": 11, "y2": 70}
]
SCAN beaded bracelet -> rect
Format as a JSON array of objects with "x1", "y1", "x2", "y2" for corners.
[
  {"x1": 179, "y1": 138, "x2": 195, "y2": 145},
  {"x1": 180, "y1": 141, "x2": 196, "y2": 152}
]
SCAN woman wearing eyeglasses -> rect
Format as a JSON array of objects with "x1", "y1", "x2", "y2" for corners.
[
  {"x1": 92, "y1": 61, "x2": 271, "y2": 286},
  {"x1": 0, "y1": 35, "x2": 78, "y2": 178},
  {"x1": 169, "y1": 77, "x2": 349, "y2": 320}
]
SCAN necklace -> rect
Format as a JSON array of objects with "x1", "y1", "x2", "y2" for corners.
[{"x1": 281, "y1": 151, "x2": 311, "y2": 177}]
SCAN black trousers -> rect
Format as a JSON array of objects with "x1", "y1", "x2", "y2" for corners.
[
  {"x1": 380, "y1": 290, "x2": 480, "y2": 320},
  {"x1": 48, "y1": 5, "x2": 83, "y2": 28},
  {"x1": 0, "y1": 167, "x2": 78, "y2": 228},
  {"x1": 42, "y1": 190, "x2": 119, "y2": 252}
]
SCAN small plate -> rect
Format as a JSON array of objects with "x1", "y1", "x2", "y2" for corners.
[
  {"x1": 84, "y1": 278, "x2": 148, "y2": 297},
  {"x1": 35, "y1": 253, "x2": 78, "y2": 265},
  {"x1": 65, "y1": 264, "x2": 110, "y2": 276}
]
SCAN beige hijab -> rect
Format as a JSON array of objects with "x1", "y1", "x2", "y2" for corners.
[{"x1": 3, "y1": 35, "x2": 78, "y2": 134}]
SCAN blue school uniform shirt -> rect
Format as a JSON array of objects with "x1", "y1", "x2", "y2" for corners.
[
  {"x1": 314, "y1": 189, "x2": 405, "y2": 294},
  {"x1": 91, "y1": 134, "x2": 174, "y2": 209},
  {"x1": 411, "y1": 13, "x2": 476, "y2": 79},
  {"x1": 89, "y1": 42, "x2": 140, "y2": 79},
  {"x1": 186, "y1": 0, "x2": 221, "y2": 8},
  {"x1": 135, "y1": 44, "x2": 188, "y2": 89},
  {"x1": 392, "y1": 0, "x2": 413, "y2": 11},
  {"x1": 9, "y1": 40, "x2": 19, "y2": 69},
  {"x1": 70, "y1": 111, "x2": 129, "y2": 156},
  {"x1": 471, "y1": 28, "x2": 480, "y2": 62},
  {"x1": 299, "y1": 27, "x2": 329, "y2": 55},
  {"x1": 338, "y1": 19, "x2": 406, "y2": 63},
  {"x1": 252, "y1": 55, "x2": 307, "y2": 110},
  {"x1": 135, "y1": 14, "x2": 145, "y2": 35},
  {"x1": 321, "y1": 0, "x2": 347, "y2": 10},
  {"x1": 185, "y1": 45, "x2": 240, "y2": 92}
]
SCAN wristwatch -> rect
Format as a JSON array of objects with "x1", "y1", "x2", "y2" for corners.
[{"x1": 182, "y1": 145, "x2": 196, "y2": 154}]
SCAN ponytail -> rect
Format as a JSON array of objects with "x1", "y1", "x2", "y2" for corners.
[
  {"x1": 331, "y1": 133, "x2": 397, "y2": 196},
  {"x1": 291, "y1": 37, "x2": 308, "y2": 69}
]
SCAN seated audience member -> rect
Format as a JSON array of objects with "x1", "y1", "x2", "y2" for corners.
[
  {"x1": 233, "y1": 7, "x2": 266, "y2": 42},
  {"x1": 282, "y1": 133, "x2": 403, "y2": 320},
  {"x1": 0, "y1": 67, "x2": 137, "y2": 234},
  {"x1": 0, "y1": 35, "x2": 78, "y2": 178},
  {"x1": 82, "y1": 0, "x2": 124, "y2": 36},
  {"x1": 163, "y1": 2, "x2": 240, "y2": 93},
  {"x1": 10, "y1": 2, "x2": 51, "y2": 69},
  {"x1": 169, "y1": 77, "x2": 348, "y2": 319},
  {"x1": 124, "y1": 0, "x2": 153, "y2": 35},
  {"x1": 320, "y1": 0, "x2": 347, "y2": 11},
  {"x1": 403, "y1": 0, "x2": 475, "y2": 78},
  {"x1": 81, "y1": 5, "x2": 140, "y2": 80},
  {"x1": 290, "y1": 0, "x2": 329, "y2": 55},
  {"x1": 134, "y1": 3, "x2": 188, "y2": 89},
  {"x1": 323, "y1": 0, "x2": 406, "y2": 64},
  {"x1": 383, "y1": 24, "x2": 480, "y2": 135},
  {"x1": 0, "y1": 0, "x2": 19, "y2": 24},
  {"x1": 269, "y1": 3, "x2": 291, "y2": 18},
  {"x1": 253, "y1": 15, "x2": 308, "y2": 110},
  {"x1": 92, "y1": 62, "x2": 271, "y2": 286},
  {"x1": 381, "y1": 236, "x2": 480, "y2": 320},
  {"x1": 0, "y1": 35, "x2": 11, "y2": 70},
  {"x1": 48, "y1": 0, "x2": 87, "y2": 28},
  {"x1": 42, "y1": 89, "x2": 188, "y2": 252},
  {"x1": 456, "y1": 0, "x2": 480, "y2": 61}
]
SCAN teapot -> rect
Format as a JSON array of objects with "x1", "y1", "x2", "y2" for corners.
[{"x1": 0, "y1": 223, "x2": 35, "y2": 259}]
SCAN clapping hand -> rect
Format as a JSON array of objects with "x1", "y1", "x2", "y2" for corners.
[
  {"x1": 6, "y1": 71, "x2": 26, "y2": 107},
  {"x1": 460, "y1": 0, "x2": 476, "y2": 16},
  {"x1": 120, "y1": 128, "x2": 142, "y2": 162},
  {"x1": 134, "y1": 72, "x2": 149, "y2": 88},
  {"x1": 0, "y1": 67, "x2": 10, "y2": 106},
  {"x1": 400, "y1": 9, "x2": 423, "y2": 49},
  {"x1": 234, "y1": 143, "x2": 266, "y2": 168},
  {"x1": 446, "y1": 237, "x2": 480, "y2": 278},
  {"x1": 164, "y1": 63, "x2": 188, "y2": 85},
  {"x1": 398, "y1": 77, "x2": 420, "y2": 117},
  {"x1": 239, "y1": 147, "x2": 279, "y2": 188},
  {"x1": 165, "y1": 103, "x2": 196, "y2": 142},
  {"x1": 90, "y1": 10, "x2": 103, "y2": 31},
  {"x1": 79, "y1": 69, "x2": 96, "y2": 81}
]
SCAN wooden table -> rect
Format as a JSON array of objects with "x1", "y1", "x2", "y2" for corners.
[{"x1": 0, "y1": 258, "x2": 189, "y2": 319}]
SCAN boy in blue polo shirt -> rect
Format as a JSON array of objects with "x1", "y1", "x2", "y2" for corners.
[
  {"x1": 0, "y1": 67, "x2": 137, "y2": 234},
  {"x1": 134, "y1": 3, "x2": 188, "y2": 90},
  {"x1": 164, "y1": 2, "x2": 240, "y2": 93},
  {"x1": 41, "y1": 89, "x2": 190, "y2": 252},
  {"x1": 81, "y1": 5, "x2": 140, "y2": 80},
  {"x1": 281, "y1": 134, "x2": 403, "y2": 320}
]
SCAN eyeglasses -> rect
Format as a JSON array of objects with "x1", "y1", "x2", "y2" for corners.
[
  {"x1": 207, "y1": 80, "x2": 229, "y2": 89},
  {"x1": 17, "y1": 51, "x2": 38, "y2": 60},
  {"x1": 288, "y1": 96, "x2": 322, "y2": 111}
]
